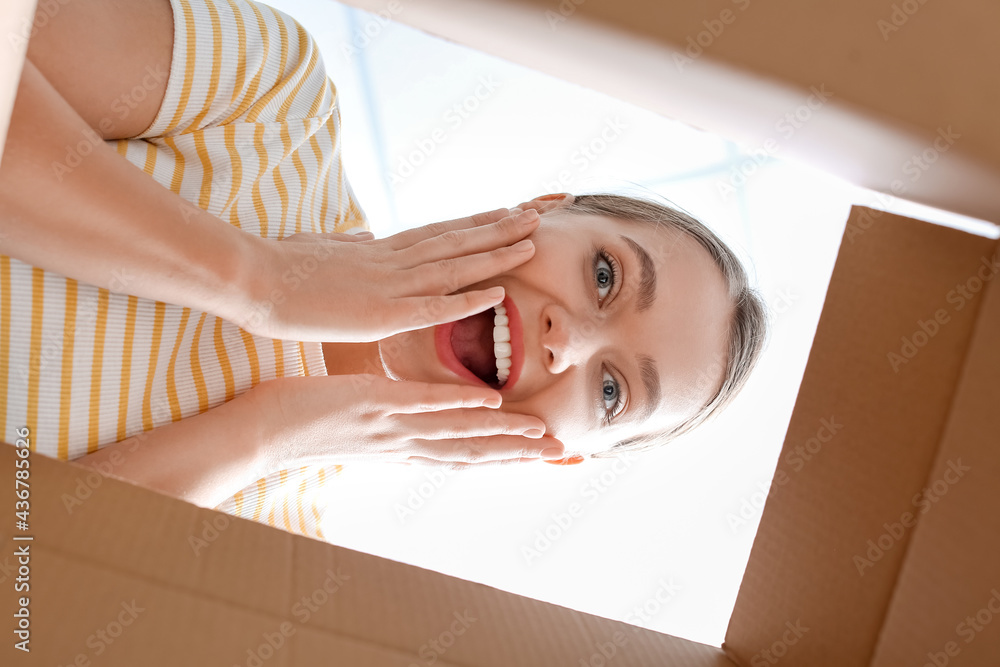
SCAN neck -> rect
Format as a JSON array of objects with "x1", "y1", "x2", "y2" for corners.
[{"x1": 320, "y1": 341, "x2": 387, "y2": 378}]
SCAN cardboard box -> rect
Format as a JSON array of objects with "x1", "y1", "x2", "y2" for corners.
[
  {"x1": 338, "y1": 0, "x2": 1000, "y2": 223},
  {"x1": 2, "y1": 205, "x2": 998, "y2": 665}
]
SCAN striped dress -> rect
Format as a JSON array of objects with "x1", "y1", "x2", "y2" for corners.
[{"x1": 0, "y1": 0, "x2": 368, "y2": 539}]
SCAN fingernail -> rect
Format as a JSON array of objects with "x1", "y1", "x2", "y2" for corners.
[
  {"x1": 484, "y1": 286, "x2": 505, "y2": 301},
  {"x1": 537, "y1": 193, "x2": 565, "y2": 201},
  {"x1": 518, "y1": 209, "x2": 538, "y2": 223},
  {"x1": 483, "y1": 395, "x2": 502, "y2": 409},
  {"x1": 524, "y1": 428, "x2": 544, "y2": 438},
  {"x1": 512, "y1": 239, "x2": 533, "y2": 252},
  {"x1": 540, "y1": 446, "x2": 564, "y2": 459}
]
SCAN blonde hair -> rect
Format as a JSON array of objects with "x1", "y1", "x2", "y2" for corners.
[{"x1": 560, "y1": 193, "x2": 770, "y2": 458}]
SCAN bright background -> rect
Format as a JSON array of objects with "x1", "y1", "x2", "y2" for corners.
[{"x1": 266, "y1": 0, "x2": 996, "y2": 647}]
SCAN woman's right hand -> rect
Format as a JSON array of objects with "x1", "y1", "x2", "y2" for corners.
[{"x1": 247, "y1": 374, "x2": 566, "y2": 471}]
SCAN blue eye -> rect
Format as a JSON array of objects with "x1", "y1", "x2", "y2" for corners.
[
  {"x1": 593, "y1": 249, "x2": 620, "y2": 302},
  {"x1": 602, "y1": 369, "x2": 625, "y2": 425}
]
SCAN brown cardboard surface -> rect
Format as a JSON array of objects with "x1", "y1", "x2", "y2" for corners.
[
  {"x1": 869, "y1": 240, "x2": 1000, "y2": 665},
  {"x1": 724, "y1": 207, "x2": 999, "y2": 665},
  {"x1": 338, "y1": 0, "x2": 1000, "y2": 222},
  {"x1": 0, "y1": 446, "x2": 732, "y2": 666},
  {"x1": 502, "y1": 0, "x2": 1000, "y2": 172}
]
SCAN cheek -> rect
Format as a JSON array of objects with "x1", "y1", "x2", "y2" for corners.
[
  {"x1": 377, "y1": 329, "x2": 426, "y2": 379},
  {"x1": 505, "y1": 383, "x2": 593, "y2": 441}
]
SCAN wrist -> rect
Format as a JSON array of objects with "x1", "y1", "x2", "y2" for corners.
[{"x1": 211, "y1": 232, "x2": 276, "y2": 332}]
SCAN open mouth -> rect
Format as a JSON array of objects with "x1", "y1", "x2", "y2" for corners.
[{"x1": 434, "y1": 296, "x2": 523, "y2": 391}]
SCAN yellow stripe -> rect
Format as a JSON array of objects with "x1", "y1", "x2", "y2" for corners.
[
  {"x1": 306, "y1": 133, "x2": 328, "y2": 232},
  {"x1": 25, "y1": 268, "x2": 45, "y2": 451},
  {"x1": 141, "y1": 302, "x2": 167, "y2": 432},
  {"x1": 115, "y1": 140, "x2": 128, "y2": 157},
  {"x1": 163, "y1": 136, "x2": 187, "y2": 195},
  {"x1": 142, "y1": 141, "x2": 159, "y2": 176},
  {"x1": 306, "y1": 75, "x2": 330, "y2": 121},
  {"x1": 250, "y1": 123, "x2": 270, "y2": 237},
  {"x1": 165, "y1": 0, "x2": 198, "y2": 134},
  {"x1": 317, "y1": 123, "x2": 335, "y2": 232},
  {"x1": 275, "y1": 123, "x2": 291, "y2": 237},
  {"x1": 57, "y1": 279, "x2": 78, "y2": 460},
  {"x1": 192, "y1": 132, "x2": 215, "y2": 211},
  {"x1": 116, "y1": 296, "x2": 138, "y2": 442},
  {"x1": 274, "y1": 19, "x2": 317, "y2": 122},
  {"x1": 213, "y1": 317, "x2": 235, "y2": 401},
  {"x1": 0, "y1": 256, "x2": 10, "y2": 439},
  {"x1": 296, "y1": 478, "x2": 309, "y2": 535},
  {"x1": 224, "y1": 0, "x2": 247, "y2": 109},
  {"x1": 189, "y1": 313, "x2": 210, "y2": 413},
  {"x1": 165, "y1": 308, "x2": 192, "y2": 422},
  {"x1": 221, "y1": 124, "x2": 244, "y2": 225},
  {"x1": 272, "y1": 339, "x2": 284, "y2": 377},
  {"x1": 246, "y1": 7, "x2": 289, "y2": 123},
  {"x1": 297, "y1": 342, "x2": 309, "y2": 377},
  {"x1": 233, "y1": 490, "x2": 245, "y2": 517},
  {"x1": 253, "y1": 478, "x2": 267, "y2": 521},
  {"x1": 219, "y1": 0, "x2": 267, "y2": 126},
  {"x1": 290, "y1": 126, "x2": 309, "y2": 234},
  {"x1": 87, "y1": 288, "x2": 110, "y2": 452},
  {"x1": 311, "y1": 501, "x2": 326, "y2": 540},
  {"x1": 187, "y1": 0, "x2": 223, "y2": 132},
  {"x1": 238, "y1": 328, "x2": 260, "y2": 387}
]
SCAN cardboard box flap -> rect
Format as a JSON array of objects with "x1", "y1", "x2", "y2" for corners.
[
  {"x1": 723, "y1": 207, "x2": 999, "y2": 666},
  {"x1": 1, "y1": 447, "x2": 732, "y2": 666},
  {"x1": 870, "y1": 243, "x2": 1000, "y2": 666}
]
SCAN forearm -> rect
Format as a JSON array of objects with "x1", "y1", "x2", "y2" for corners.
[
  {"x1": 71, "y1": 391, "x2": 276, "y2": 509},
  {"x1": 0, "y1": 58, "x2": 264, "y2": 324}
]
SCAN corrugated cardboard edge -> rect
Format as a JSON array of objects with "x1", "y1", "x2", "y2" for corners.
[
  {"x1": 0, "y1": 447, "x2": 733, "y2": 666},
  {"x1": 723, "y1": 206, "x2": 999, "y2": 666},
  {"x1": 869, "y1": 237, "x2": 1000, "y2": 665}
]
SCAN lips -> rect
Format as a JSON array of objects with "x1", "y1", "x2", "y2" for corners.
[{"x1": 434, "y1": 295, "x2": 524, "y2": 392}]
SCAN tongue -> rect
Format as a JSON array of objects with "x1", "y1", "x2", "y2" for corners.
[{"x1": 451, "y1": 308, "x2": 496, "y2": 383}]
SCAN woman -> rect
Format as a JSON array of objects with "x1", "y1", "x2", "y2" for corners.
[{"x1": 0, "y1": 0, "x2": 767, "y2": 538}]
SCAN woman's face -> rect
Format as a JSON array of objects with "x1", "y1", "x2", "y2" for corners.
[{"x1": 377, "y1": 198, "x2": 734, "y2": 457}]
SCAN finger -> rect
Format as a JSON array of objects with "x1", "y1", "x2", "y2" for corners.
[
  {"x1": 405, "y1": 455, "x2": 538, "y2": 468},
  {"x1": 397, "y1": 208, "x2": 539, "y2": 269},
  {"x1": 405, "y1": 434, "x2": 564, "y2": 464},
  {"x1": 393, "y1": 407, "x2": 546, "y2": 441},
  {"x1": 382, "y1": 207, "x2": 510, "y2": 251},
  {"x1": 378, "y1": 380, "x2": 503, "y2": 414}
]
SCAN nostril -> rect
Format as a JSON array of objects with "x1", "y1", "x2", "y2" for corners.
[
  {"x1": 546, "y1": 316, "x2": 552, "y2": 332},
  {"x1": 548, "y1": 350, "x2": 554, "y2": 363}
]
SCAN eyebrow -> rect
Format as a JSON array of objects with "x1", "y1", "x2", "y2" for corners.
[
  {"x1": 619, "y1": 235, "x2": 658, "y2": 313},
  {"x1": 617, "y1": 235, "x2": 662, "y2": 422},
  {"x1": 636, "y1": 353, "x2": 661, "y2": 423}
]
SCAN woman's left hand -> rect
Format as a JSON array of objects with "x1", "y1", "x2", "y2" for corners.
[{"x1": 237, "y1": 207, "x2": 540, "y2": 343}]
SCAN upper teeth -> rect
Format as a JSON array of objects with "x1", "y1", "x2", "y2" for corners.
[{"x1": 493, "y1": 304, "x2": 512, "y2": 385}]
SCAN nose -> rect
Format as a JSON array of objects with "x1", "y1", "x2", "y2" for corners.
[{"x1": 540, "y1": 303, "x2": 603, "y2": 374}]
